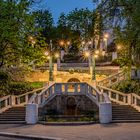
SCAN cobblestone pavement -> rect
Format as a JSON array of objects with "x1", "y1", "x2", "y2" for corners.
[{"x1": 0, "y1": 123, "x2": 140, "y2": 140}]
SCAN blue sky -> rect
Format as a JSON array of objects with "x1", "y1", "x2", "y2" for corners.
[{"x1": 34, "y1": 0, "x2": 94, "y2": 23}]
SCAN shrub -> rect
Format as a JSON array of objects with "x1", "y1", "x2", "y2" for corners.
[
  {"x1": 112, "y1": 80, "x2": 140, "y2": 95},
  {"x1": 9, "y1": 82, "x2": 34, "y2": 95}
]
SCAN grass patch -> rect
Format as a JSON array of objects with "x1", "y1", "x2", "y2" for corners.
[{"x1": 30, "y1": 82, "x2": 46, "y2": 89}]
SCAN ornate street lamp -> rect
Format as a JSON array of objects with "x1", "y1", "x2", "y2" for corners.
[
  {"x1": 45, "y1": 41, "x2": 61, "y2": 82},
  {"x1": 103, "y1": 33, "x2": 109, "y2": 51},
  {"x1": 84, "y1": 49, "x2": 105, "y2": 81}
]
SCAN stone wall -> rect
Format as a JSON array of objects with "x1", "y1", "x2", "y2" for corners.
[
  {"x1": 40, "y1": 95, "x2": 98, "y2": 116},
  {"x1": 25, "y1": 70, "x2": 107, "y2": 83}
]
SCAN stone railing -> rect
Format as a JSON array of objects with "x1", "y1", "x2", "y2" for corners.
[
  {"x1": 97, "y1": 71, "x2": 126, "y2": 87},
  {"x1": 28, "y1": 82, "x2": 111, "y2": 107},
  {"x1": 0, "y1": 87, "x2": 45, "y2": 113},
  {"x1": 131, "y1": 93, "x2": 140, "y2": 111},
  {"x1": 97, "y1": 85, "x2": 140, "y2": 112},
  {"x1": 0, "y1": 95, "x2": 12, "y2": 113}
]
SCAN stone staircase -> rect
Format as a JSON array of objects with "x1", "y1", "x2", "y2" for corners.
[
  {"x1": 112, "y1": 103, "x2": 140, "y2": 122},
  {"x1": 0, "y1": 106, "x2": 26, "y2": 124}
]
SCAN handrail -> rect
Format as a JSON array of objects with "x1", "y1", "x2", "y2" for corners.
[
  {"x1": 97, "y1": 71, "x2": 125, "y2": 87},
  {"x1": 17, "y1": 87, "x2": 45, "y2": 98},
  {"x1": 0, "y1": 86, "x2": 47, "y2": 113},
  {"x1": 97, "y1": 85, "x2": 140, "y2": 112},
  {"x1": 0, "y1": 95, "x2": 11, "y2": 102},
  {"x1": 28, "y1": 82, "x2": 55, "y2": 104},
  {"x1": 28, "y1": 82, "x2": 110, "y2": 108},
  {"x1": 0, "y1": 95, "x2": 12, "y2": 113}
]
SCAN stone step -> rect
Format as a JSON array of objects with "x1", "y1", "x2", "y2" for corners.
[
  {"x1": 0, "y1": 116, "x2": 25, "y2": 119},
  {"x1": 0, "y1": 107, "x2": 26, "y2": 123},
  {"x1": 112, "y1": 102, "x2": 140, "y2": 122},
  {"x1": 0, "y1": 121, "x2": 26, "y2": 124}
]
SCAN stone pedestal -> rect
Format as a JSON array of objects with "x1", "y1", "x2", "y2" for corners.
[
  {"x1": 26, "y1": 103, "x2": 38, "y2": 124},
  {"x1": 61, "y1": 50, "x2": 65, "y2": 61},
  {"x1": 99, "y1": 102, "x2": 112, "y2": 124},
  {"x1": 112, "y1": 52, "x2": 118, "y2": 61}
]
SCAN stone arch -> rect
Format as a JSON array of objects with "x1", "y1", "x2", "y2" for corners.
[
  {"x1": 67, "y1": 78, "x2": 80, "y2": 83},
  {"x1": 65, "y1": 97, "x2": 77, "y2": 115}
]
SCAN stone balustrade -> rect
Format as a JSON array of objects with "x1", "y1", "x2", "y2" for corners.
[
  {"x1": 97, "y1": 85, "x2": 140, "y2": 112},
  {"x1": 29, "y1": 82, "x2": 104, "y2": 107},
  {"x1": 0, "y1": 87, "x2": 45, "y2": 113},
  {"x1": 0, "y1": 95, "x2": 12, "y2": 113},
  {"x1": 97, "y1": 71, "x2": 126, "y2": 87}
]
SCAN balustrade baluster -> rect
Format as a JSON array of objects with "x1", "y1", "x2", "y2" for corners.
[
  {"x1": 11, "y1": 96, "x2": 15, "y2": 106},
  {"x1": 49, "y1": 87, "x2": 52, "y2": 95},
  {"x1": 109, "y1": 79, "x2": 111, "y2": 86},
  {"x1": 74, "y1": 84, "x2": 78, "y2": 94},
  {"x1": 55, "y1": 84, "x2": 62, "y2": 94},
  {"x1": 25, "y1": 94, "x2": 28, "y2": 103},
  {"x1": 17, "y1": 97, "x2": 20, "y2": 105},
  {"x1": 134, "y1": 97, "x2": 137, "y2": 106},
  {"x1": 116, "y1": 93, "x2": 119, "y2": 101},
  {"x1": 108, "y1": 91, "x2": 112, "y2": 99},
  {"x1": 37, "y1": 95, "x2": 41, "y2": 104},
  {"x1": 5, "y1": 99, "x2": 8, "y2": 108},
  {"x1": 88, "y1": 86, "x2": 92, "y2": 95}
]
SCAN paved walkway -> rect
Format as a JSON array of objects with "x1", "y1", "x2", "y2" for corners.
[{"x1": 0, "y1": 123, "x2": 140, "y2": 140}]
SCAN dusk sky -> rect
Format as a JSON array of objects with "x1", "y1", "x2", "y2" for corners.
[{"x1": 34, "y1": 0, "x2": 94, "y2": 23}]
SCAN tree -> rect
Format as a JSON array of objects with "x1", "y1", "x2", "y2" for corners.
[
  {"x1": 0, "y1": 0, "x2": 44, "y2": 69},
  {"x1": 33, "y1": 9, "x2": 54, "y2": 41},
  {"x1": 67, "y1": 8, "x2": 94, "y2": 40},
  {"x1": 93, "y1": 0, "x2": 140, "y2": 67}
]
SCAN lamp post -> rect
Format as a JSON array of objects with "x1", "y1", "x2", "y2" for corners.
[
  {"x1": 49, "y1": 40, "x2": 53, "y2": 82},
  {"x1": 103, "y1": 33, "x2": 109, "y2": 52},
  {"x1": 84, "y1": 49, "x2": 105, "y2": 81},
  {"x1": 45, "y1": 41, "x2": 60, "y2": 82},
  {"x1": 92, "y1": 55, "x2": 96, "y2": 80}
]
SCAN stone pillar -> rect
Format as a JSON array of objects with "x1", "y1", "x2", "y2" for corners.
[
  {"x1": 57, "y1": 58, "x2": 61, "y2": 69},
  {"x1": 99, "y1": 102, "x2": 112, "y2": 124},
  {"x1": 26, "y1": 103, "x2": 38, "y2": 124},
  {"x1": 54, "y1": 63, "x2": 57, "y2": 75},
  {"x1": 112, "y1": 52, "x2": 118, "y2": 61},
  {"x1": 61, "y1": 50, "x2": 65, "y2": 61},
  {"x1": 127, "y1": 94, "x2": 132, "y2": 105},
  {"x1": 11, "y1": 95, "x2": 16, "y2": 106}
]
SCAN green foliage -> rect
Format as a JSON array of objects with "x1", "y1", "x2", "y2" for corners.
[
  {"x1": 0, "y1": 0, "x2": 44, "y2": 69},
  {"x1": 94, "y1": 0, "x2": 140, "y2": 67},
  {"x1": 112, "y1": 80, "x2": 140, "y2": 95},
  {"x1": 0, "y1": 71, "x2": 11, "y2": 96},
  {"x1": 112, "y1": 58, "x2": 132, "y2": 67},
  {"x1": 30, "y1": 82, "x2": 44, "y2": 89},
  {"x1": 9, "y1": 82, "x2": 34, "y2": 95}
]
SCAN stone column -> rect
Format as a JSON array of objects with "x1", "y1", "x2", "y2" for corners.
[
  {"x1": 99, "y1": 102, "x2": 112, "y2": 124},
  {"x1": 112, "y1": 52, "x2": 118, "y2": 61},
  {"x1": 26, "y1": 103, "x2": 38, "y2": 124},
  {"x1": 57, "y1": 58, "x2": 61, "y2": 69},
  {"x1": 61, "y1": 50, "x2": 65, "y2": 61}
]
